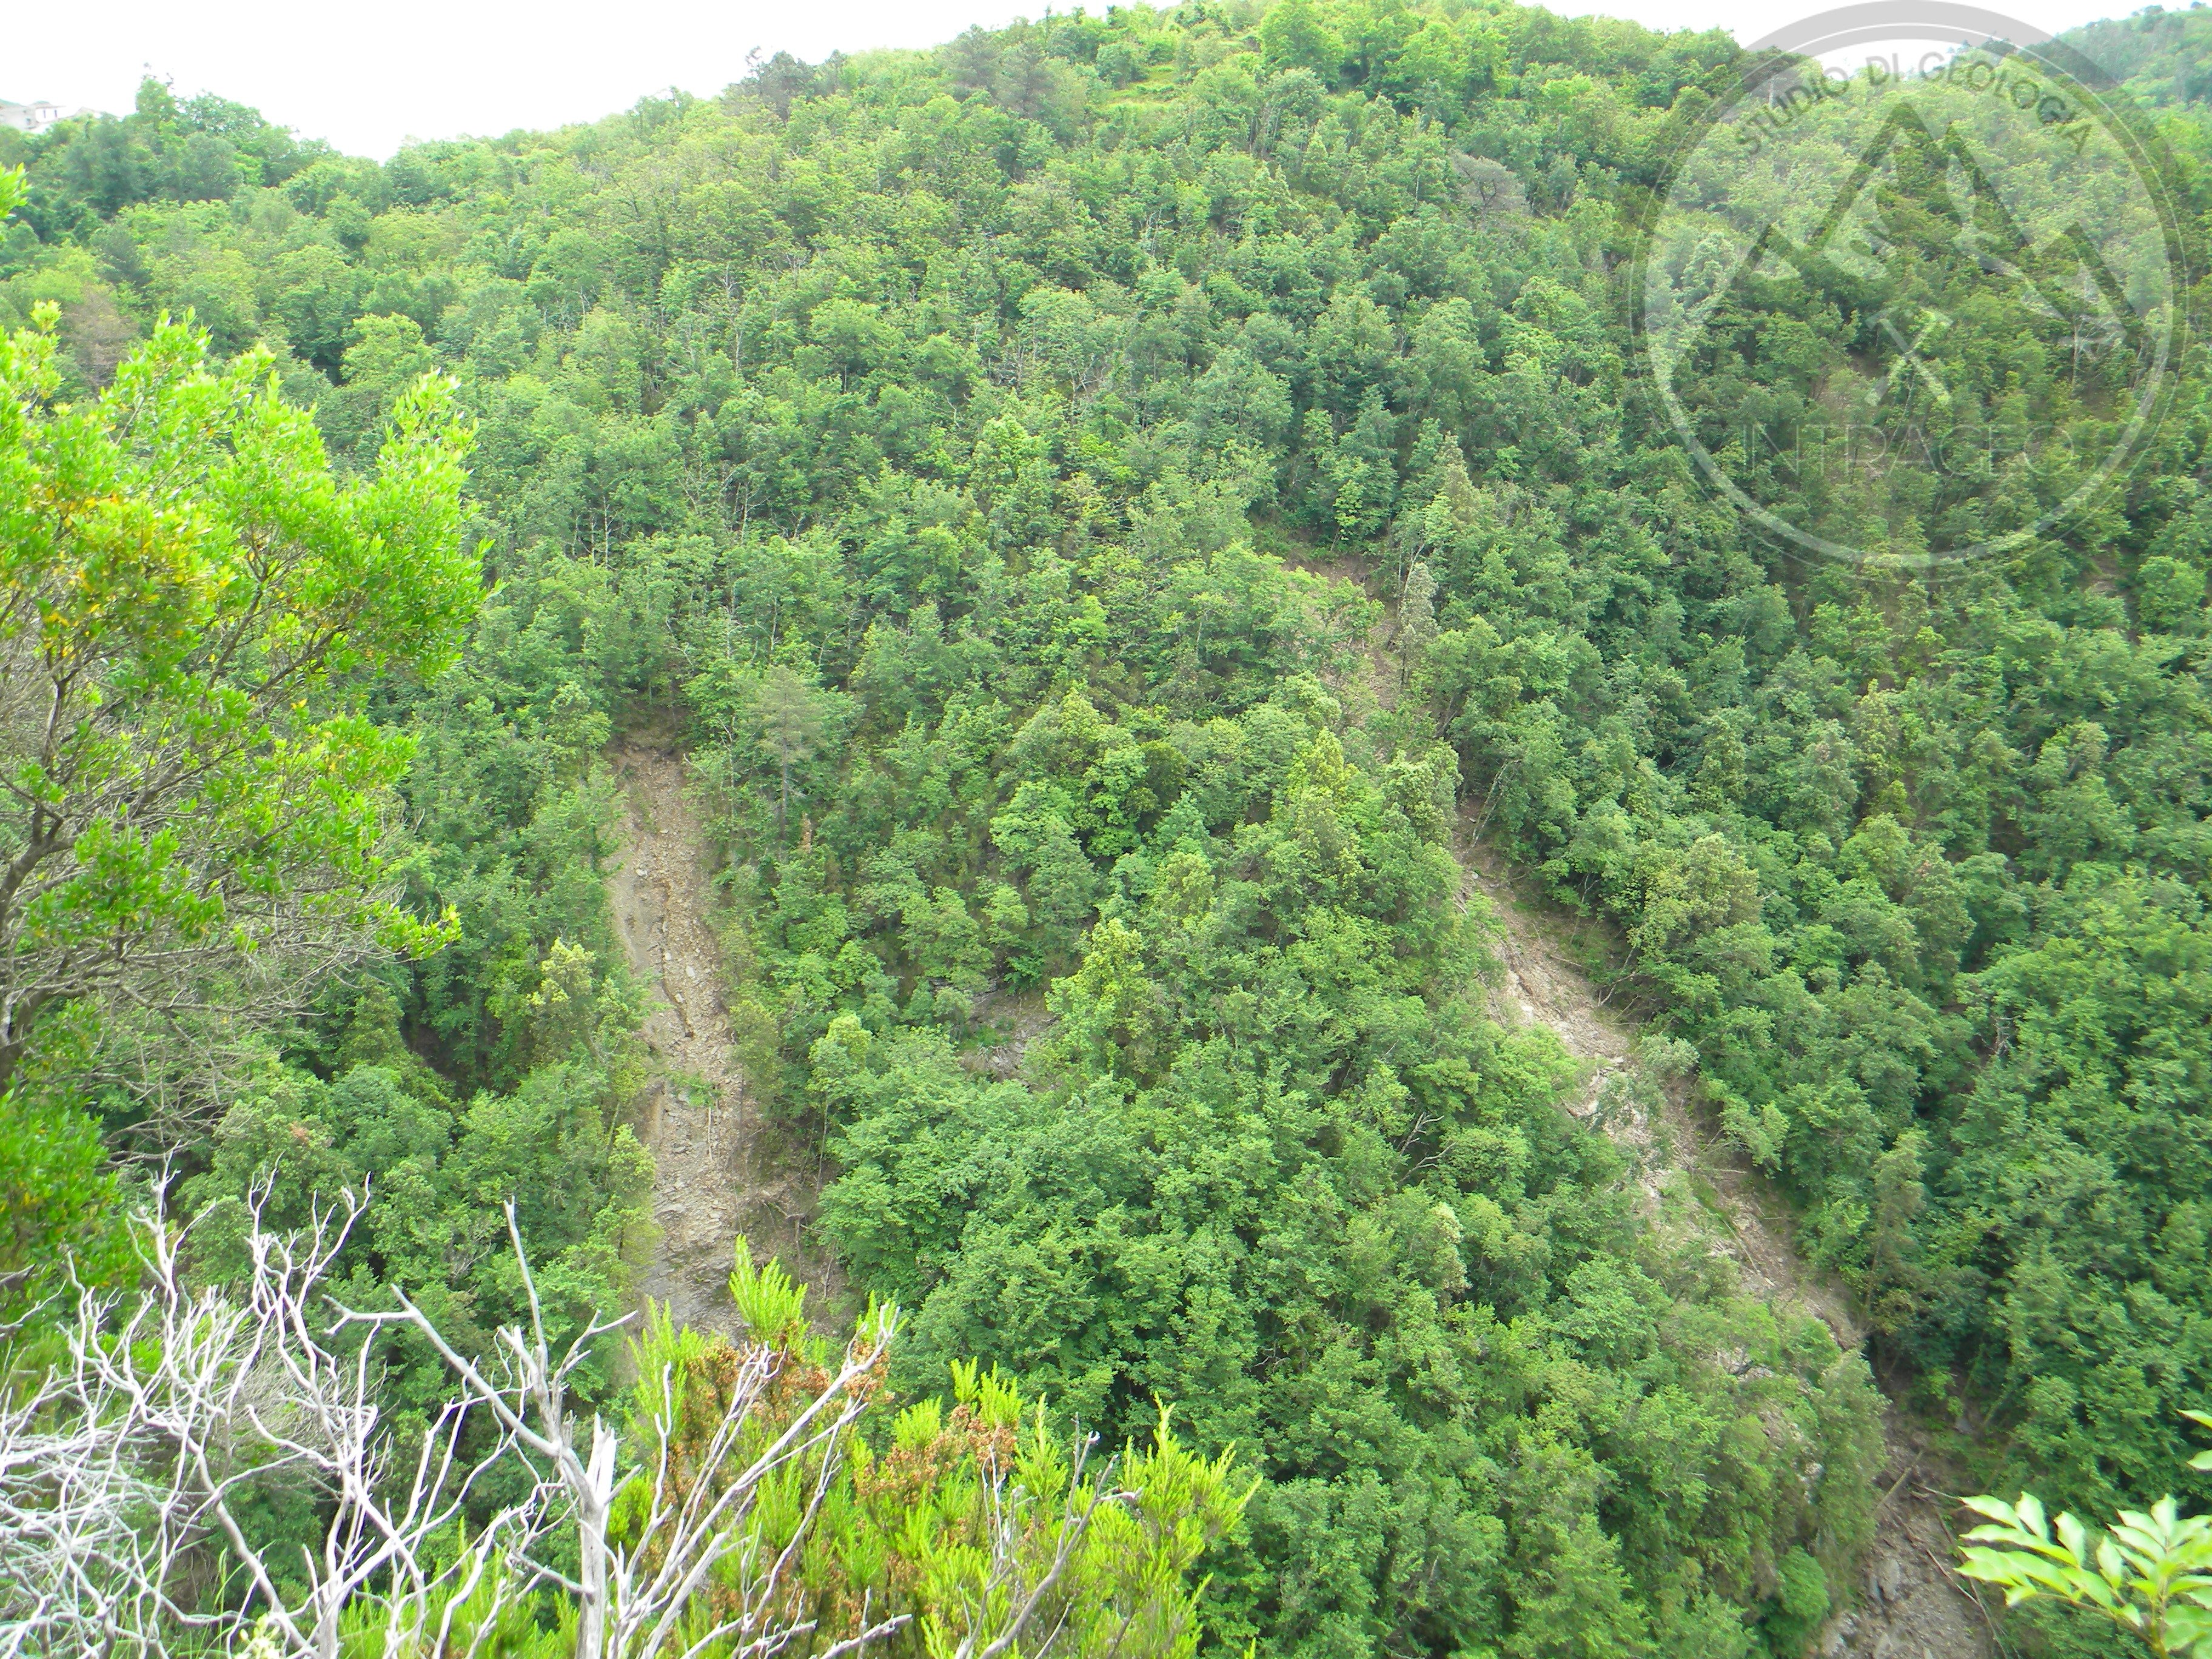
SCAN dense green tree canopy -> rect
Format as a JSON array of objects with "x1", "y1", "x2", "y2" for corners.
[{"x1": 7, "y1": 0, "x2": 2212, "y2": 1652}]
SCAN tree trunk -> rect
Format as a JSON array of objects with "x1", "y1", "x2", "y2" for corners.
[{"x1": 575, "y1": 1419, "x2": 618, "y2": 1659}]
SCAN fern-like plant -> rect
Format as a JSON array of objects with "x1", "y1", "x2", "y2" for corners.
[{"x1": 728, "y1": 1234, "x2": 812, "y2": 1350}]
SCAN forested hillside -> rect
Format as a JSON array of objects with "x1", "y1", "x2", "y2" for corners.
[
  {"x1": 4, "y1": 1, "x2": 2210, "y2": 1654},
  {"x1": 2066, "y1": 2, "x2": 2212, "y2": 104}
]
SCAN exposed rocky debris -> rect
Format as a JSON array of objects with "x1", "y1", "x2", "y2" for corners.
[
  {"x1": 1457, "y1": 833, "x2": 1992, "y2": 1659},
  {"x1": 607, "y1": 742, "x2": 848, "y2": 1336}
]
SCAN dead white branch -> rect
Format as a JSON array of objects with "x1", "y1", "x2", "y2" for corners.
[
  {"x1": 349, "y1": 1201, "x2": 900, "y2": 1659},
  {"x1": 0, "y1": 1186, "x2": 902, "y2": 1659}
]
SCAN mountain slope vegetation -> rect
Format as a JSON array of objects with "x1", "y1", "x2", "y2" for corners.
[{"x1": 4, "y1": 2, "x2": 2211, "y2": 1654}]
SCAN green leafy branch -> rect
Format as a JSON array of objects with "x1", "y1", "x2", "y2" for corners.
[{"x1": 1959, "y1": 1413, "x2": 2212, "y2": 1657}]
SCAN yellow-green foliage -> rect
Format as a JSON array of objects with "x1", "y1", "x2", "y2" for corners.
[
  {"x1": 616, "y1": 1262, "x2": 1247, "y2": 1659},
  {"x1": 1954, "y1": 1412, "x2": 2212, "y2": 1655},
  {"x1": 728, "y1": 1235, "x2": 813, "y2": 1352}
]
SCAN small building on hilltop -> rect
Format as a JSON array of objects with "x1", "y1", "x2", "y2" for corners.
[{"x1": 1, "y1": 99, "x2": 94, "y2": 134}]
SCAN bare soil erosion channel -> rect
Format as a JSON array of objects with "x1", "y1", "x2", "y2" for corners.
[
  {"x1": 1464, "y1": 842, "x2": 1994, "y2": 1659},
  {"x1": 609, "y1": 724, "x2": 1990, "y2": 1656},
  {"x1": 608, "y1": 742, "x2": 846, "y2": 1334}
]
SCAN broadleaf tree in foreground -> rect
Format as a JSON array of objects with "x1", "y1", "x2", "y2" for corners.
[
  {"x1": 10, "y1": 0, "x2": 2212, "y2": 1646},
  {"x1": 0, "y1": 164, "x2": 484, "y2": 1308}
]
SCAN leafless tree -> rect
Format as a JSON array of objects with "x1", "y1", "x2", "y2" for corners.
[
  {"x1": 940, "y1": 1436, "x2": 1131, "y2": 1659},
  {"x1": 1450, "y1": 152, "x2": 1527, "y2": 221},
  {"x1": 350, "y1": 1207, "x2": 902, "y2": 1659},
  {"x1": 0, "y1": 1184, "x2": 535, "y2": 1659},
  {"x1": 0, "y1": 1186, "x2": 904, "y2": 1659}
]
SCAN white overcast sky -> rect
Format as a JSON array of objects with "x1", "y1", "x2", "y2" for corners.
[{"x1": 5, "y1": 0, "x2": 2159, "y2": 159}]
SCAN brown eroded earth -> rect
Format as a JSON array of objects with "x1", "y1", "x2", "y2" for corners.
[
  {"x1": 606, "y1": 742, "x2": 848, "y2": 1336},
  {"x1": 1298, "y1": 536, "x2": 1996, "y2": 1659},
  {"x1": 1458, "y1": 835, "x2": 1996, "y2": 1659},
  {"x1": 605, "y1": 579, "x2": 1997, "y2": 1652}
]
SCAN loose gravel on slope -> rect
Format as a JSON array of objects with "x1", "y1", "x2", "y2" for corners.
[
  {"x1": 1456, "y1": 834, "x2": 1995, "y2": 1659},
  {"x1": 607, "y1": 742, "x2": 849, "y2": 1337}
]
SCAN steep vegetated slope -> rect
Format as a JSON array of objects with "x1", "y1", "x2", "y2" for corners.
[
  {"x1": 1462, "y1": 840, "x2": 1996, "y2": 1659},
  {"x1": 7, "y1": 2, "x2": 2211, "y2": 1654}
]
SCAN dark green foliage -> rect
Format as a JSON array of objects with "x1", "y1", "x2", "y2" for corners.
[
  {"x1": 0, "y1": 81, "x2": 329, "y2": 255},
  {"x1": 807, "y1": 705, "x2": 1882, "y2": 1654},
  {"x1": 183, "y1": 1051, "x2": 652, "y2": 1409},
  {"x1": 15, "y1": 0, "x2": 2212, "y2": 1650}
]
